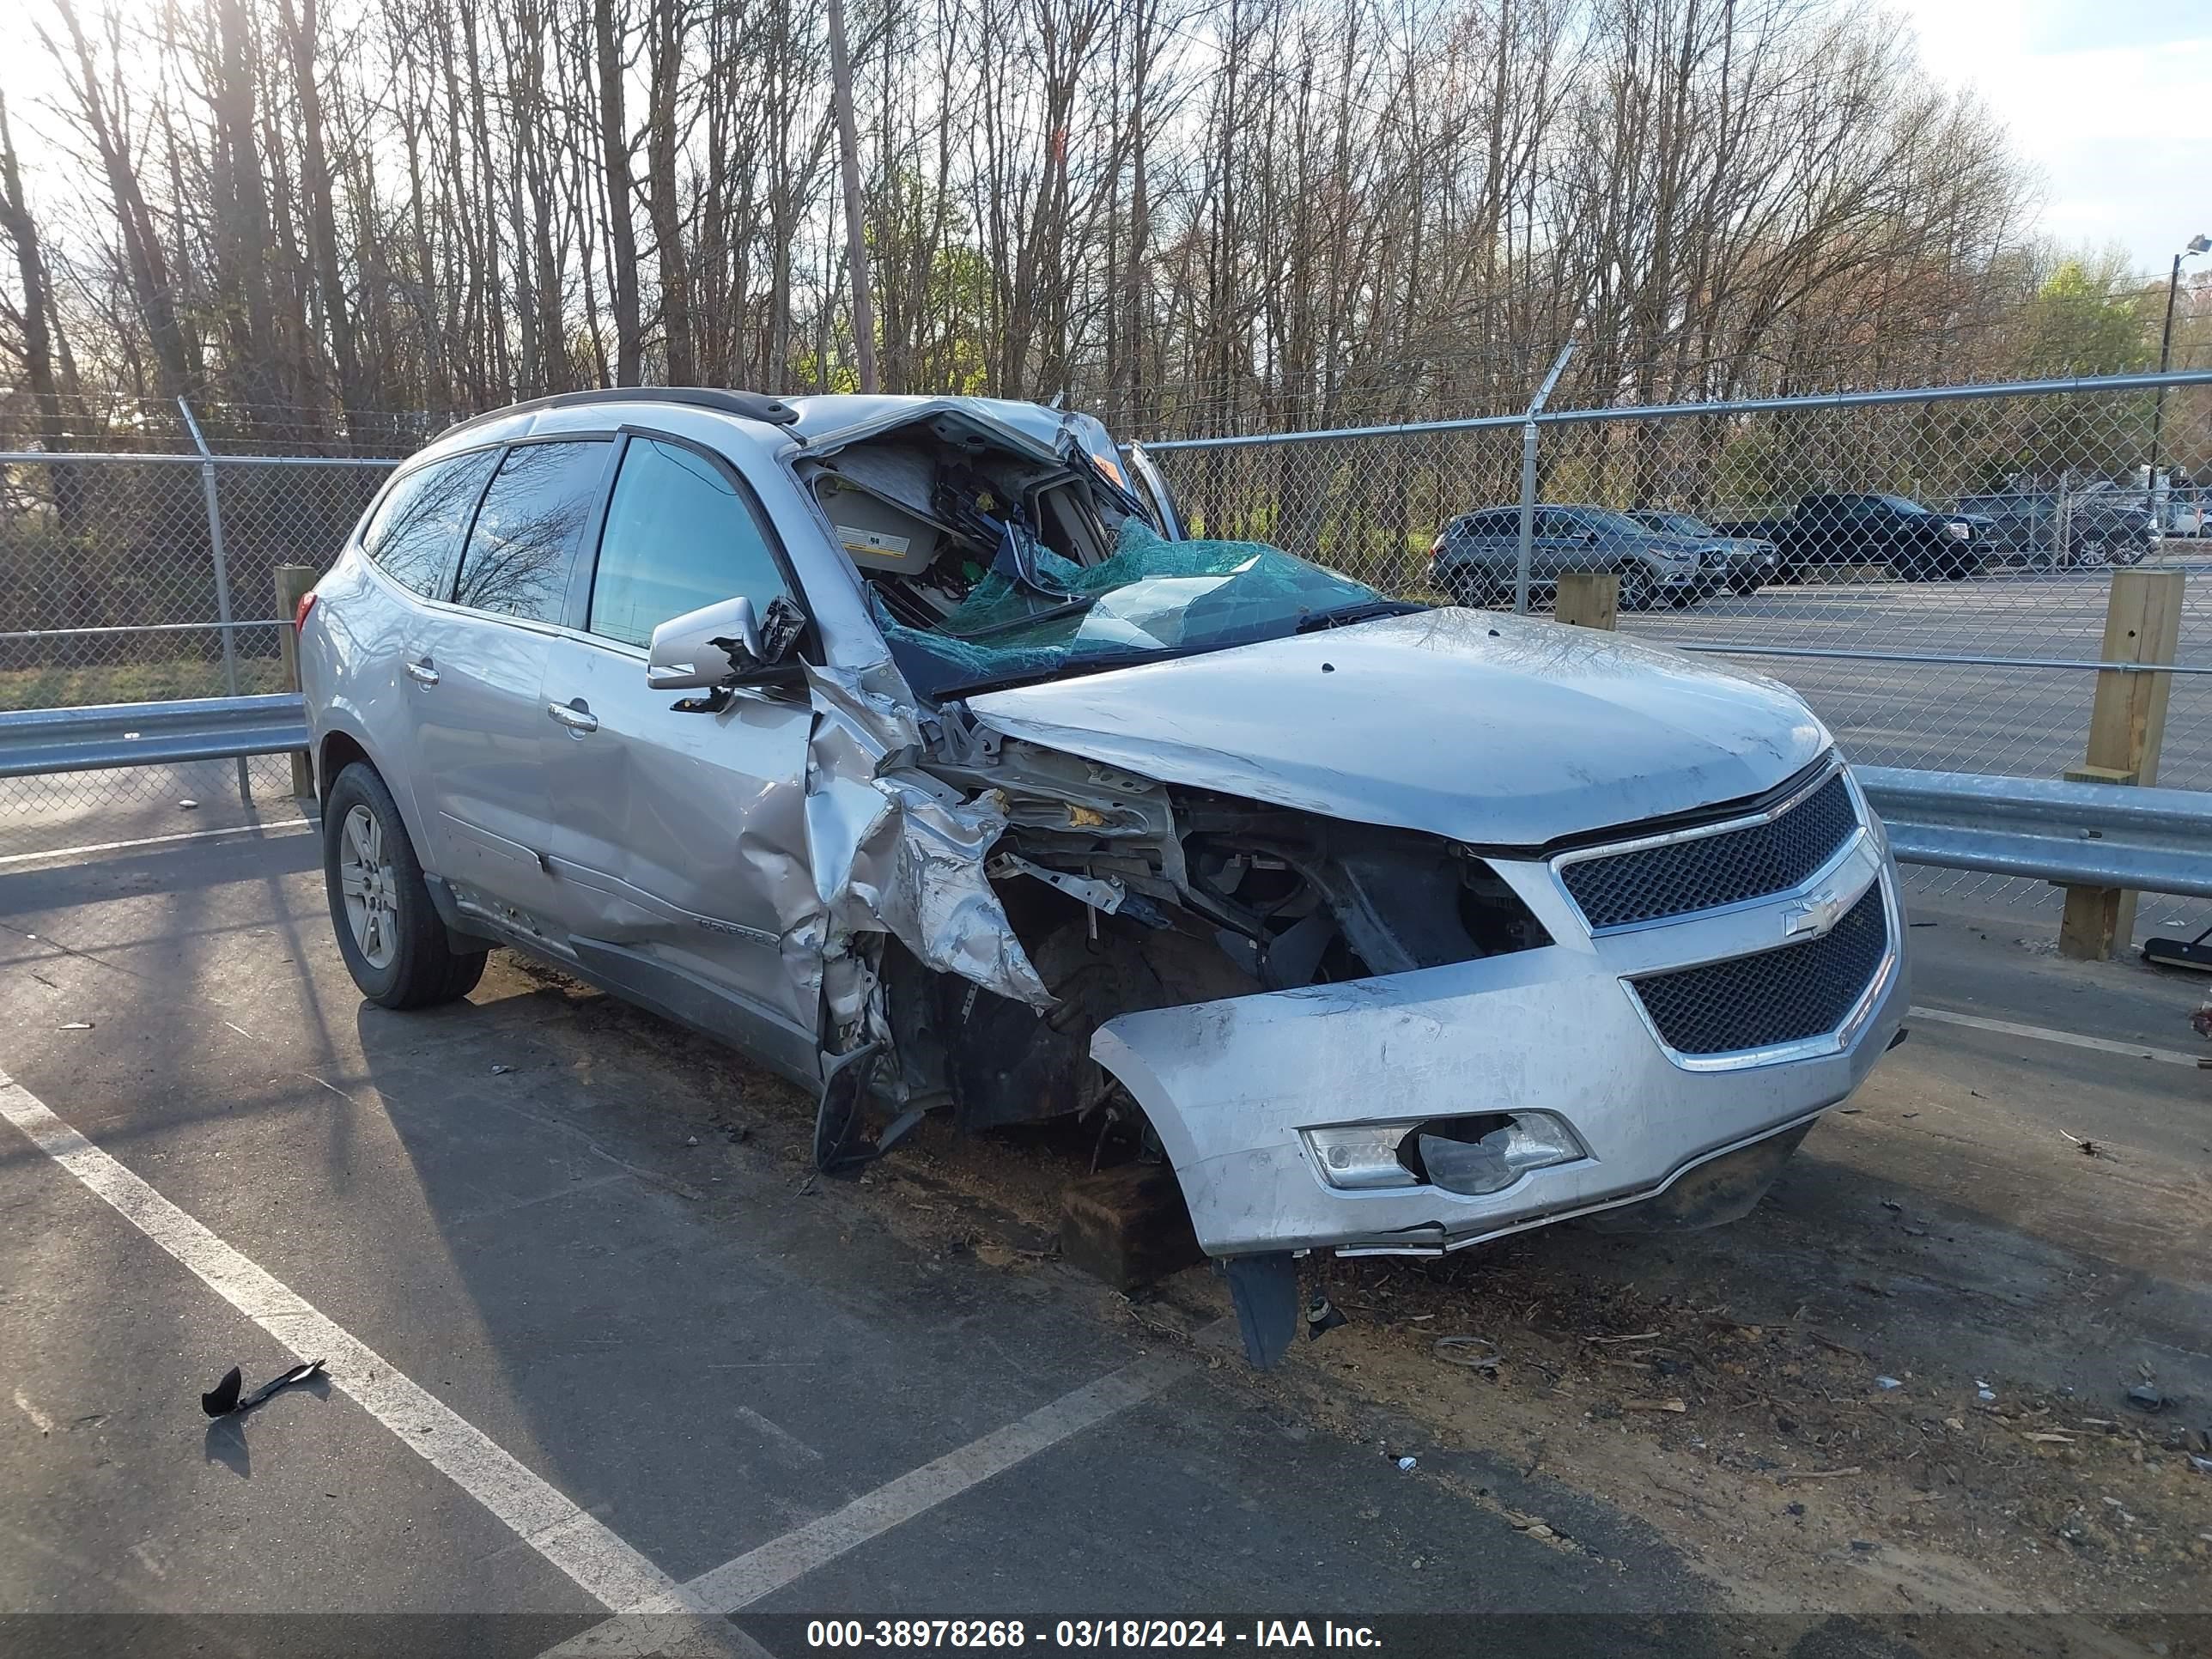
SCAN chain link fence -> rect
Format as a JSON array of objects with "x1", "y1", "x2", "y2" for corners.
[
  {"x1": 1144, "y1": 370, "x2": 2212, "y2": 936},
  {"x1": 5, "y1": 375, "x2": 2209, "y2": 942},
  {"x1": 1, "y1": 437, "x2": 393, "y2": 856}
]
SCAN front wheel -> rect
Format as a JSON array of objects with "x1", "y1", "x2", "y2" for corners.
[
  {"x1": 324, "y1": 762, "x2": 487, "y2": 1009},
  {"x1": 1618, "y1": 564, "x2": 1658, "y2": 611},
  {"x1": 1445, "y1": 568, "x2": 1499, "y2": 610}
]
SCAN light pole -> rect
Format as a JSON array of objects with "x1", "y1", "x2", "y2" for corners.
[{"x1": 2148, "y1": 233, "x2": 2210, "y2": 520}]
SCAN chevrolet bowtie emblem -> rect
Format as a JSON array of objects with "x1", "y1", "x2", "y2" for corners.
[{"x1": 1783, "y1": 890, "x2": 1844, "y2": 939}]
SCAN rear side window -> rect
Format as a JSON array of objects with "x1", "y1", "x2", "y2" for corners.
[
  {"x1": 587, "y1": 438, "x2": 794, "y2": 648},
  {"x1": 453, "y1": 441, "x2": 611, "y2": 623},
  {"x1": 359, "y1": 450, "x2": 499, "y2": 599}
]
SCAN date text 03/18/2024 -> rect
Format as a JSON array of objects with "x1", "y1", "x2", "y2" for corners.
[{"x1": 803, "y1": 1621, "x2": 1383, "y2": 1650}]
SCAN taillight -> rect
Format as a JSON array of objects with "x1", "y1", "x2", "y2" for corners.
[
  {"x1": 295, "y1": 588, "x2": 319, "y2": 631},
  {"x1": 1427, "y1": 535, "x2": 1445, "y2": 560}
]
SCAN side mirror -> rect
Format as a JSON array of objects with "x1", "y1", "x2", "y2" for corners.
[{"x1": 646, "y1": 593, "x2": 807, "y2": 690}]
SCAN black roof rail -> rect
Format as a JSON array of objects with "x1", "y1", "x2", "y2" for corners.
[{"x1": 436, "y1": 386, "x2": 800, "y2": 443}]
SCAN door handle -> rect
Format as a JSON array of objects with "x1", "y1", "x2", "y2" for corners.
[
  {"x1": 546, "y1": 700, "x2": 599, "y2": 734},
  {"x1": 405, "y1": 659, "x2": 439, "y2": 685}
]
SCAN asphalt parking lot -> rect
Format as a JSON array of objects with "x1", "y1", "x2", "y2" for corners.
[{"x1": 1624, "y1": 561, "x2": 2212, "y2": 795}]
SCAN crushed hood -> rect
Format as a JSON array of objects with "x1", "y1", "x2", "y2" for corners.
[{"x1": 966, "y1": 608, "x2": 1829, "y2": 848}]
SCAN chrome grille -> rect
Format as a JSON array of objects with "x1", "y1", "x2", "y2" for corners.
[
  {"x1": 1562, "y1": 769, "x2": 1857, "y2": 931},
  {"x1": 1629, "y1": 884, "x2": 1888, "y2": 1057}
]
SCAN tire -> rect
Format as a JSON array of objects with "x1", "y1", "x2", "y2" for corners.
[
  {"x1": 324, "y1": 761, "x2": 488, "y2": 1009},
  {"x1": 1445, "y1": 567, "x2": 1500, "y2": 610},
  {"x1": 1617, "y1": 563, "x2": 1658, "y2": 611}
]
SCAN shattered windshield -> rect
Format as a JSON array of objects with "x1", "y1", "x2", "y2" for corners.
[{"x1": 871, "y1": 519, "x2": 1413, "y2": 699}]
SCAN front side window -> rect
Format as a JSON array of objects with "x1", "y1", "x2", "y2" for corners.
[
  {"x1": 359, "y1": 449, "x2": 499, "y2": 599},
  {"x1": 453, "y1": 440, "x2": 611, "y2": 622},
  {"x1": 588, "y1": 438, "x2": 795, "y2": 648}
]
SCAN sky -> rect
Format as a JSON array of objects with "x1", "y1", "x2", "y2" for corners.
[{"x1": 1889, "y1": 0, "x2": 2211, "y2": 277}]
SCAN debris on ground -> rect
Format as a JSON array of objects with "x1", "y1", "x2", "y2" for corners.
[
  {"x1": 489, "y1": 1064, "x2": 514, "y2": 1075},
  {"x1": 200, "y1": 1359, "x2": 325, "y2": 1418},
  {"x1": 1304, "y1": 1296, "x2": 1348, "y2": 1342},
  {"x1": 2191, "y1": 1000, "x2": 2212, "y2": 1041},
  {"x1": 58, "y1": 1021, "x2": 93, "y2": 1031},
  {"x1": 1875, "y1": 1375, "x2": 1904, "y2": 1390},
  {"x1": 2126, "y1": 1383, "x2": 2173, "y2": 1413},
  {"x1": 1434, "y1": 1335, "x2": 1501, "y2": 1374},
  {"x1": 177, "y1": 799, "x2": 198, "y2": 810}
]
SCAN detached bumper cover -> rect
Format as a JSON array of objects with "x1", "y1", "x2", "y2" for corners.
[{"x1": 1091, "y1": 835, "x2": 1906, "y2": 1258}]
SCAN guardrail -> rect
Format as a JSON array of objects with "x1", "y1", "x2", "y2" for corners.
[
  {"x1": 5, "y1": 696, "x2": 2210, "y2": 904},
  {"x1": 1856, "y1": 766, "x2": 2212, "y2": 900},
  {"x1": 0, "y1": 695, "x2": 309, "y2": 781}
]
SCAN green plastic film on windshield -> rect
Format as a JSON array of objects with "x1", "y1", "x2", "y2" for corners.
[{"x1": 872, "y1": 518, "x2": 1389, "y2": 694}]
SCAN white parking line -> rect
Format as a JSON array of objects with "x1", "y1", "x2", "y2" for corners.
[
  {"x1": 542, "y1": 1350, "x2": 1188, "y2": 1656},
  {"x1": 1908, "y1": 1005, "x2": 2209, "y2": 1069},
  {"x1": 0, "y1": 1066, "x2": 694, "y2": 1616},
  {"x1": 4, "y1": 1060, "x2": 1188, "y2": 1659},
  {"x1": 0, "y1": 819, "x2": 316, "y2": 869}
]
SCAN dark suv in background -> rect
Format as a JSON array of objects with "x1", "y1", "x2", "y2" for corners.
[{"x1": 1714, "y1": 493, "x2": 1985, "y2": 581}]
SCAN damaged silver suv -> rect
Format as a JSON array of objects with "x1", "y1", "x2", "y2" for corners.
[{"x1": 300, "y1": 388, "x2": 1907, "y2": 1364}]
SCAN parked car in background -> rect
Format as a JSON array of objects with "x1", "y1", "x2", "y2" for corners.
[
  {"x1": 1714, "y1": 493, "x2": 1985, "y2": 582},
  {"x1": 1627, "y1": 510, "x2": 1780, "y2": 595},
  {"x1": 297, "y1": 388, "x2": 1906, "y2": 1365},
  {"x1": 1428, "y1": 504, "x2": 1727, "y2": 610},
  {"x1": 1954, "y1": 489, "x2": 2155, "y2": 568}
]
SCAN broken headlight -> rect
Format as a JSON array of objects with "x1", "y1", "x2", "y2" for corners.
[{"x1": 1304, "y1": 1111, "x2": 1587, "y2": 1195}]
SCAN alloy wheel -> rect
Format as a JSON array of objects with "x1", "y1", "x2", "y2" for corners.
[{"x1": 338, "y1": 802, "x2": 399, "y2": 969}]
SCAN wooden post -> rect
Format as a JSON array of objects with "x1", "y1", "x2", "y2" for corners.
[
  {"x1": 2057, "y1": 569, "x2": 2184, "y2": 960},
  {"x1": 274, "y1": 564, "x2": 318, "y2": 799},
  {"x1": 1554, "y1": 570, "x2": 1620, "y2": 630}
]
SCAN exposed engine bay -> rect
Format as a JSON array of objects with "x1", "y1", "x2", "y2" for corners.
[{"x1": 877, "y1": 721, "x2": 1554, "y2": 1139}]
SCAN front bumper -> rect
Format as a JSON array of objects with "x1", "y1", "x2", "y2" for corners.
[{"x1": 1092, "y1": 817, "x2": 1906, "y2": 1259}]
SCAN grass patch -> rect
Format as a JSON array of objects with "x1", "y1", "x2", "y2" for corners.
[{"x1": 0, "y1": 656, "x2": 289, "y2": 712}]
